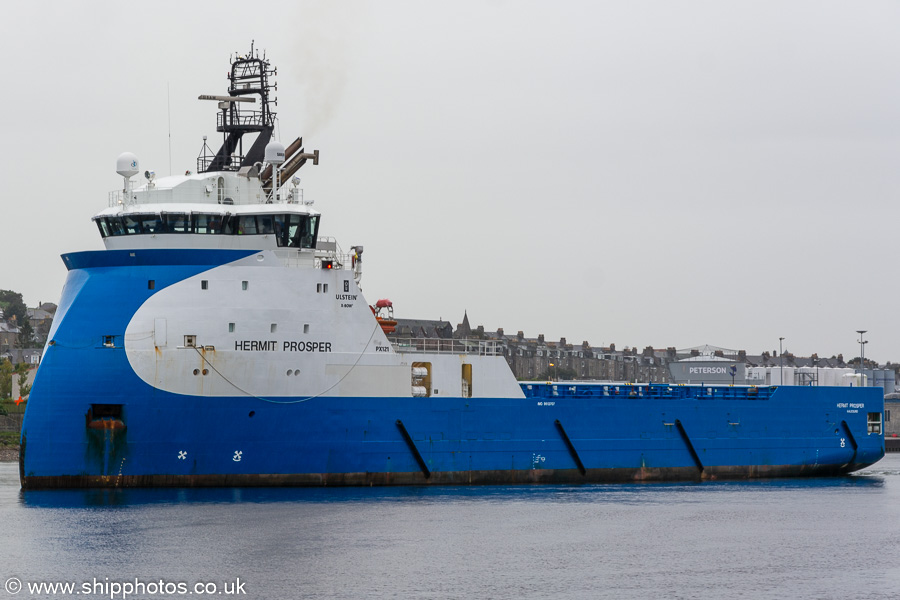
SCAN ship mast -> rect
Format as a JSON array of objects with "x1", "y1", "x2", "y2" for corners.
[{"x1": 197, "y1": 41, "x2": 277, "y2": 173}]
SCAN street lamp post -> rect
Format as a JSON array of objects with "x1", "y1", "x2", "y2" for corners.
[
  {"x1": 779, "y1": 337, "x2": 785, "y2": 385},
  {"x1": 856, "y1": 330, "x2": 867, "y2": 375},
  {"x1": 813, "y1": 356, "x2": 819, "y2": 387}
]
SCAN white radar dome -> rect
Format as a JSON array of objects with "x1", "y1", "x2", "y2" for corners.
[
  {"x1": 264, "y1": 141, "x2": 286, "y2": 164},
  {"x1": 116, "y1": 152, "x2": 140, "y2": 178}
]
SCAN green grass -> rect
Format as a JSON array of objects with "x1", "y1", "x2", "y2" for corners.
[
  {"x1": 0, "y1": 398, "x2": 26, "y2": 415},
  {"x1": 0, "y1": 431, "x2": 19, "y2": 447}
]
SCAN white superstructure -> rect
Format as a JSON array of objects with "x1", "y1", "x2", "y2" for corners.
[{"x1": 94, "y1": 48, "x2": 524, "y2": 403}]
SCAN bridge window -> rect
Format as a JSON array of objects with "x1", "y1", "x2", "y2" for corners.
[
  {"x1": 134, "y1": 214, "x2": 164, "y2": 233},
  {"x1": 283, "y1": 214, "x2": 319, "y2": 248},
  {"x1": 104, "y1": 217, "x2": 126, "y2": 236},
  {"x1": 94, "y1": 212, "x2": 317, "y2": 243},
  {"x1": 219, "y1": 214, "x2": 236, "y2": 234},
  {"x1": 96, "y1": 219, "x2": 111, "y2": 237},
  {"x1": 193, "y1": 213, "x2": 227, "y2": 234},
  {"x1": 237, "y1": 215, "x2": 258, "y2": 235},
  {"x1": 258, "y1": 215, "x2": 275, "y2": 235},
  {"x1": 123, "y1": 215, "x2": 143, "y2": 234},
  {"x1": 164, "y1": 213, "x2": 190, "y2": 233}
]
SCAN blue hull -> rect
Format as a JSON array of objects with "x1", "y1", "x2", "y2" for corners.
[{"x1": 19, "y1": 251, "x2": 886, "y2": 488}]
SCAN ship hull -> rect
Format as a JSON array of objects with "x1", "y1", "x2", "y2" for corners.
[
  {"x1": 20, "y1": 250, "x2": 886, "y2": 489},
  {"x1": 21, "y1": 385, "x2": 885, "y2": 489},
  {"x1": 19, "y1": 465, "x2": 874, "y2": 490}
]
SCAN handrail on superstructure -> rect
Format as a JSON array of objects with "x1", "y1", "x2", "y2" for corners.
[{"x1": 389, "y1": 337, "x2": 503, "y2": 356}]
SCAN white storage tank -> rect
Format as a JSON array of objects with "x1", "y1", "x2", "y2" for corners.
[
  {"x1": 770, "y1": 366, "x2": 795, "y2": 385},
  {"x1": 885, "y1": 370, "x2": 897, "y2": 394},
  {"x1": 842, "y1": 373, "x2": 867, "y2": 387},
  {"x1": 836, "y1": 368, "x2": 855, "y2": 385}
]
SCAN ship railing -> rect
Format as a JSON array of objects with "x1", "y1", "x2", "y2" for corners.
[
  {"x1": 217, "y1": 111, "x2": 268, "y2": 129},
  {"x1": 314, "y1": 237, "x2": 354, "y2": 270},
  {"x1": 107, "y1": 187, "x2": 177, "y2": 207},
  {"x1": 390, "y1": 337, "x2": 503, "y2": 356},
  {"x1": 520, "y1": 381, "x2": 777, "y2": 401},
  {"x1": 197, "y1": 153, "x2": 246, "y2": 173}
]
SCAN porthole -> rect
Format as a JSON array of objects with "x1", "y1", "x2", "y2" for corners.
[{"x1": 193, "y1": 369, "x2": 200, "y2": 376}]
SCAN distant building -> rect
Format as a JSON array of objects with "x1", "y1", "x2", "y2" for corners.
[
  {"x1": 0, "y1": 348, "x2": 41, "y2": 366},
  {"x1": 390, "y1": 313, "x2": 898, "y2": 394},
  {"x1": 27, "y1": 303, "x2": 56, "y2": 345},
  {"x1": 0, "y1": 322, "x2": 19, "y2": 354}
]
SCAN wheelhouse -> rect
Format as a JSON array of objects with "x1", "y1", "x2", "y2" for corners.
[{"x1": 93, "y1": 211, "x2": 320, "y2": 248}]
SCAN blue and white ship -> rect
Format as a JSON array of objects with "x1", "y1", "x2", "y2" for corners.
[{"x1": 19, "y1": 48, "x2": 885, "y2": 488}]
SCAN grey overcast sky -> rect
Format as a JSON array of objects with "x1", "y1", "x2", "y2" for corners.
[{"x1": 1, "y1": 1, "x2": 899, "y2": 362}]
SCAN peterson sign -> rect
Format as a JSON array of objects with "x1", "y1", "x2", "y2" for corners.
[
  {"x1": 669, "y1": 361, "x2": 745, "y2": 384},
  {"x1": 688, "y1": 366, "x2": 728, "y2": 375}
]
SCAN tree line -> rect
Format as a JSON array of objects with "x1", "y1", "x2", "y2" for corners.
[
  {"x1": 0, "y1": 289, "x2": 34, "y2": 347},
  {"x1": 0, "y1": 359, "x2": 31, "y2": 414}
]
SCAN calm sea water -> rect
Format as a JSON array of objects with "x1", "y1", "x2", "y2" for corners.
[{"x1": 2, "y1": 456, "x2": 900, "y2": 600}]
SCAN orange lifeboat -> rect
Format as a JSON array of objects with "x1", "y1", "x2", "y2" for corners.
[{"x1": 371, "y1": 299, "x2": 397, "y2": 334}]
